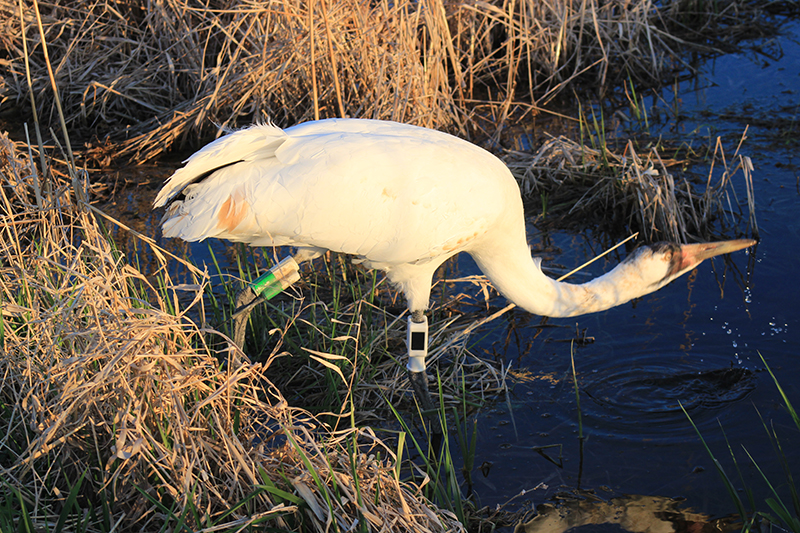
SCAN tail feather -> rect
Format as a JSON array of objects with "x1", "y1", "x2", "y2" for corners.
[{"x1": 153, "y1": 123, "x2": 287, "y2": 208}]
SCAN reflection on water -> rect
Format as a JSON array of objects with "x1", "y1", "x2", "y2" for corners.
[{"x1": 518, "y1": 493, "x2": 738, "y2": 533}]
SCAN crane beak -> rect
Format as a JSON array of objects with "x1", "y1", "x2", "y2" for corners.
[{"x1": 675, "y1": 238, "x2": 756, "y2": 274}]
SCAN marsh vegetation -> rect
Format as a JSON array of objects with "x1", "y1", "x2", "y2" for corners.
[{"x1": 0, "y1": 0, "x2": 783, "y2": 531}]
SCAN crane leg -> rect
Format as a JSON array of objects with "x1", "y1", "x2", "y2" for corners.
[
  {"x1": 232, "y1": 288, "x2": 258, "y2": 349},
  {"x1": 232, "y1": 256, "x2": 301, "y2": 349},
  {"x1": 407, "y1": 310, "x2": 443, "y2": 455}
]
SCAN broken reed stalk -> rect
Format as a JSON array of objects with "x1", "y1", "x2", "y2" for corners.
[
  {"x1": 0, "y1": 133, "x2": 465, "y2": 531},
  {"x1": 1, "y1": 0, "x2": 686, "y2": 162}
]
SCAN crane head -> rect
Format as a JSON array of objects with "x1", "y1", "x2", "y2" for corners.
[
  {"x1": 665, "y1": 239, "x2": 756, "y2": 280},
  {"x1": 627, "y1": 239, "x2": 757, "y2": 291}
]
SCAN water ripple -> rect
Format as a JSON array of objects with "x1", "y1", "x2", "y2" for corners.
[{"x1": 578, "y1": 352, "x2": 757, "y2": 442}]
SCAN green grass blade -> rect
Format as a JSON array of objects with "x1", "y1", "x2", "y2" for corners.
[
  {"x1": 760, "y1": 352, "x2": 800, "y2": 431},
  {"x1": 281, "y1": 425, "x2": 337, "y2": 528},
  {"x1": 741, "y1": 444, "x2": 800, "y2": 532},
  {"x1": 681, "y1": 401, "x2": 747, "y2": 520},
  {"x1": 570, "y1": 341, "x2": 583, "y2": 439},
  {"x1": 259, "y1": 487, "x2": 299, "y2": 507},
  {"x1": 54, "y1": 469, "x2": 87, "y2": 533},
  {"x1": 764, "y1": 498, "x2": 800, "y2": 531}
]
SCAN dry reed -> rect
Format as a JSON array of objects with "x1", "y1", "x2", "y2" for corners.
[
  {"x1": 0, "y1": 132, "x2": 465, "y2": 531},
  {"x1": 1, "y1": 0, "x2": 690, "y2": 162}
]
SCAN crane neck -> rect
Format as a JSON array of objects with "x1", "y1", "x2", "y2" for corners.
[{"x1": 471, "y1": 242, "x2": 663, "y2": 319}]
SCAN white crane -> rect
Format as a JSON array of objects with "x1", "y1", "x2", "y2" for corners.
[{"x1": 154, "y1": 118, "x2": 754, "y2": 413}]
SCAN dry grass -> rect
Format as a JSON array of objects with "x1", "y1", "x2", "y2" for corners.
[
  {"x1": 0, "y1": 132, "x2": 466, "y2": 531},
  {"x1": 505, "y1": 131, "x2": 759, "y2": 242},
  {"x1": 1, "y1": 0, "x2": 701, "y2": 162}
]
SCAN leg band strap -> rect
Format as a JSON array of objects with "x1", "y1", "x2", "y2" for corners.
[{"x1": 406, "y1": 315, "x2": 428, "y2": 373}]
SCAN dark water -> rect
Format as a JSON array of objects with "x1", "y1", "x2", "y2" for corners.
[{"x1": 466, "y1": 20, "x2": 800, "y2": 527}]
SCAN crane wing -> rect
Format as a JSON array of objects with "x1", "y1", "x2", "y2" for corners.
[{"x1": 156, "y1": 119, "x2": 520, "y2": 269}]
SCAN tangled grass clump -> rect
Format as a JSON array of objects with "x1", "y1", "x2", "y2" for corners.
[{"x1": 0, "y1": 131, "x2": 464, "y2": 532}]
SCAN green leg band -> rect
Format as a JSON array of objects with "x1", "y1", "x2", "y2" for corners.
[{"x1": 250, "y1": 256, "x2": 301, "y2": 299}]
